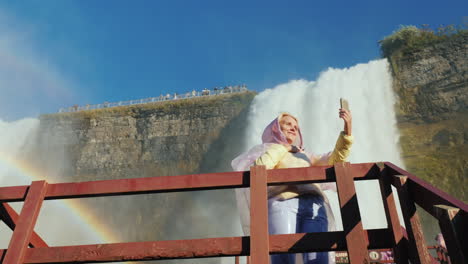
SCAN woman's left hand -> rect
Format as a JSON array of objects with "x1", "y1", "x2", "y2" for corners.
[{"x1": 339, "y1": 108, "x2": 352, "y2": 136}]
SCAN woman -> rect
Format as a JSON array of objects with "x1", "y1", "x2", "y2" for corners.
[{"x1": 232, "y1": 108, "x2": 353, "y2": 264}]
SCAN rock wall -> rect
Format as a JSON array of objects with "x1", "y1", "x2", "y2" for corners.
[
  {"x1": 390, "y1": 32, "x2": 468, "y2": 123},
  {"x1": 387, "y1": 31, "x2": 467, "y2": 203},
  {"x1": 30, "y1": 92, "x2": 255, "y2": 264},
  {"x1": 386, "y1": 31, "x2": 467, "y2": 245},
  {"x1": 36, "y1": 92, "x2": 255, "y2": 181}
]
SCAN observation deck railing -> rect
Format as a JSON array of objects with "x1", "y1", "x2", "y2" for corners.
[
  {"x1": 58, "y1": 86, "x2": 248, "y2": 113},
  {"x1": 0, "y1": 162, "x2": 466, "y2": 263}
]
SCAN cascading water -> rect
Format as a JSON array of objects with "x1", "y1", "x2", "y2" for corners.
[
  {"x1": 0, "y1": 58, "x2": 404, "y2": 264},
  {"x1": 0, "y1": 118, "x2": 106, "y2": 248},
  {"x1": 241, "y1": 59, "x2": 404, "y2": 230}
]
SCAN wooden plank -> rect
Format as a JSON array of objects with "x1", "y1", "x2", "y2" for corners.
[
  {"x1": 18, "y1": 230, "x2": 392, "y2": 263},
  {"x1": 0, "y1": 163, "x2": 380, "y2": 202},
  {"x1": 434, "y1": 205, "x2": 467, "y2": 264},
  {"x1": 267, "y1": 162, "x2": 380, "y2": 185},
  {"x1": 3, "y1": 181, "x2": 48, "y2": 264},
  {"x1": 249, "y1": 165, "x2": 269, "y2": 264},
  {"x1": 0, "y1": 185, "x2": 29, "y2": 202},
  {"x1": 25, "y1": 236, "x2": 245, "y2": 263},
  {"x1": 0, "y1": 203, "x2": 48, "y2": 248},
  {"x1": 46, "y1": 171, "x2": 248, "y2": 199},
  {"x1": 0, "y1": 171, "x2": 248, "y2": 202},
  {"x1": 378, "y1": 165, "x2": 409, "y2": 263},
  {"x1": 334, "y1": 162, "x2": 369, "y2": 264},
  {"x1": 394, "y1": 175, "x2": 432, "y2": 264},
  {"x1": 385, "y1": 162, "x2": 468, "y2": 216}
]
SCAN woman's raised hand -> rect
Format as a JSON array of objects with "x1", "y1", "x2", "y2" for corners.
[{"x1": 339, "y1": 108, "x2": 352, "y2": 136}]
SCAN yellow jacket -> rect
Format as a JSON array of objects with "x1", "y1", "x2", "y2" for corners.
[{"x1": 254, "y1": 131, "x2": 353, "y2": 199}]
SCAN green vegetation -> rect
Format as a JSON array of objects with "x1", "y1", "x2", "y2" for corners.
[
  {"x1": 399, "y1": 112, "x2": 468, "y2": 243},
  {"x1": 382, "y1": 24, "x2": 468, "y2": 201},
  {"x1": 398, "y1": 112, "x2": 468, "y2": 202},
  {"x1": 379, "y1": 24, "x2": 468, "y2": 59}
]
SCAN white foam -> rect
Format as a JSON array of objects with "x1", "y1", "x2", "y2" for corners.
[
  {"x1": 0, "y1": 118, "x2": 104, "y2": 248},
  {"x1": 242, "y1": 59, "x2": 405, "y2": 230}
]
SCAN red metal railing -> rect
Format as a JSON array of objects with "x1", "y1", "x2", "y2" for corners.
[{"x1": 0, "y1": 162, "x2": 466, "y2": 263}]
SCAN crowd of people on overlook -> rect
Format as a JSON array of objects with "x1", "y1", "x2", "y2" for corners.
[
  {"x1": 59, "y1": 84, "x2": 248, "y2": 113},
  {"x1": 161, "y1": 84, "x2": 247, "y2": 100}
]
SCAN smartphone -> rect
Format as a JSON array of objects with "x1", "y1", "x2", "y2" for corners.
[{"x1": 340, "y1": 98, "x2": 349, "y2": 111}]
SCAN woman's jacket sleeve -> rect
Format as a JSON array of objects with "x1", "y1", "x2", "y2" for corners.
[
  {"x1": 253, "y1": 144, "x2": 289, "y2": 198},
  {"x1": 327, "y1": 131, "x2": 354, "y2": 165},
  {"x1": 253, "y1": 144, "x2": 288, "y2": 168},
  {"x1": 310, "y1": 131, "x2": 354, "y2": 166}
]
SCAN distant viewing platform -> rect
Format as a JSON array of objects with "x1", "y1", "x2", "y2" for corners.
[{"x1": 59, "y1": 84, "x2": 248, "y2": 113}]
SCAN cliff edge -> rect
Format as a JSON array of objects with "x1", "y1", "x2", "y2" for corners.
[
  {"x1": 37, "y1": 91, "x2": 256, "y2": 181},
  {"x1": 30, "y1": 91, "x2": 255, "y2": 258},
  {"x1": 382, "y1": 26, "x2": 467, "y2": 202}
]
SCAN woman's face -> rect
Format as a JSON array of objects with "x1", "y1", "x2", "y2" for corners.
[{"x1": 279, "y1": 115, "x2": 298, "y2": 144}]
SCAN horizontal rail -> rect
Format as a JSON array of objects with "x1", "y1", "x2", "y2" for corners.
[
  {"x1": 0, "y1": 171, "x2": 247, "y2": 202},
  {"x1": 268, "y1": 162, "x2": 380, "y2": 185},
  {"x1": 0, "y1": 163, "x2": 379, "y2": 202},
  {"x1": 5, "y1": 230, "x2": 392, "y2": 263},
  {"x1": 385, "y1": 162, "x2": 468, "y2": 216},
  {"x1": 0, "y1": 203, "x2": 48, "y2": 248},
  {"x1": 1, "y1": 162, "x2": 465, "y2": 263},
  {"x1": 3, "y1": 181, "x2": 48, "y2": 263}
]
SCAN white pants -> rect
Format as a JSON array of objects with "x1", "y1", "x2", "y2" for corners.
[{"x1": 269, "y1": 195, "x2": 329, "y2": 264}]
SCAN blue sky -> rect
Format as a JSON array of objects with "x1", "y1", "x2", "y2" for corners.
[{"x1": 0, "y1": 0, "x2": 466, "y2": 120}]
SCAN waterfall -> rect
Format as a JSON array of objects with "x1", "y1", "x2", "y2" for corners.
[
  {"x1": 0, "y1": 58, "x2": 404, "y2": 263},
  {"x1": 0, "y1": 118, "x2": 105, "y2": 248},
  {"x1": 241, "y1": 59, "x2": 404, "y2": 230}
]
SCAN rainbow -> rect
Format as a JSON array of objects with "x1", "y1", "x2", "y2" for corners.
[{"x1": 0, "y1": 151, "x2": 120, "y2": 245}]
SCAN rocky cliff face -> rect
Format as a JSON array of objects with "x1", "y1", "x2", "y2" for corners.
[
  {"x1": 385, "y1": 31, "x2": 467, "y2": 245},
  {"x1": 37, "y1": 92, "x2": 255, "y2": 181},
  {"x1": 387, "y1": 31, "x2": 467, "y2": 203},
  {"x1": 390, "y1": 32, "x2": 468, "y2": 123},
  {"x1": 30, "y1": 92, "x2": 255, "y2": 264}
]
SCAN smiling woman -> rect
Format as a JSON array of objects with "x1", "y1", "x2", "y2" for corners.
[
  {"x1": 232, "y1": 109, "x2": 353, "y2": 264},
  {"x1": 279, "y1": 114, "x2": 300, "y2": 145}
]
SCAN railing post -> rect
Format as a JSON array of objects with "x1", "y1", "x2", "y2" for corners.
[
  {"x1": 250, "y1": 165, "x2": 269, "y2": 264},
  {"x1": 3, "y1": 180, "x2": 48, "y2": 264},
  {"x1": 394, "y1": 175, "x2": 432, "y2": 264},
  {"x1": 377, "y1": 164, "x2": 409, "y2": 263},
  {"x1": 334, "y1": 162, "x2": 369, "y2": 263},
  {"x1": 434, "y1": 205, "x2": 467, "y2": 264},
  {"x1": 0, "y1": 203, "x2": 48, "y2": 248}
]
